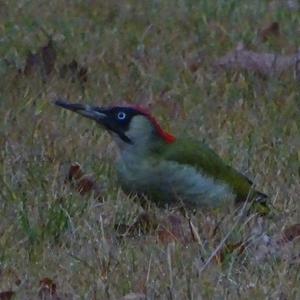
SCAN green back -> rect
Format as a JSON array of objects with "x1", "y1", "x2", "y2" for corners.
[{"x1": 154, "y1": 137, "x2": 253, "y2": 202}]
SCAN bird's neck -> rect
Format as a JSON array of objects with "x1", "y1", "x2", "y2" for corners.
[
  {"x1": 117, "y1": 137, "x2": 163, "y2": 163},
  {"x1": 114, "y1": 115, "x2": 175, "y2": 163}
]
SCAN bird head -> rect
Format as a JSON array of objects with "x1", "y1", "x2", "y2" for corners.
[{"x1": 55, "y1": 99, "x2": 176, "y2": 152}]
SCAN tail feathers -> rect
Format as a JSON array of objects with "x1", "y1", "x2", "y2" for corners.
[
  {"x1": 255, "y1": 190, "x2": 268, "y2": 202},
  {"x1": 250, "y1": 191, "x2": 270, "y2": 216}
]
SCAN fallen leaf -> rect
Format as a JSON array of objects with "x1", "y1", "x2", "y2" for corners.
[
  {"x1": 0, "y1": 291, "x2": 15, "y2": 300},
  {"x1": 23, "y1": 39, "x2": 56, "y2": 79},
  {"x1": 278, "y1": 224, "x2": 300, "y2": 245},
  {"x1": 66, "y1": 162, "x2": 102, "y2": 198},
  {"x1": 68, "y1": 60, "x2": 78, "y2": 74},
  {"x1": 24, "y1": 52, "x2": 42, "y2": 76},
  {"x1": 60, "y1": 60, "x2": 78, "y2": 82},
  {"x1": 260, "y1": 22, "x2": 280, "y2": 42},
  {"x1": 39, "y1": 277, "x2": 56, "y2": 293},
  {"x1": 22, "y1": 39, "x2": 88, "y2": 85},
  {"x1": 67, "y1": 162, "x2": 84, "y2": 181},
  {"x1": 78, "y1": 67, "x2": 88, "y2": 83},
  {"x1": 59, "y1": 59, "x2": 88, "y2": 84},
  {"x1": 76, "y1": 176, "x2": 96, "y2": 195},
  {"x1": 41, "y1": 39, "x2": 56, "y2": 76},
  {"x1": 215, "y1": 43, "x2": 300, "y2": 78},
  {"x1": 39, "y1": 278, "x2": 60, "y2": 300}
]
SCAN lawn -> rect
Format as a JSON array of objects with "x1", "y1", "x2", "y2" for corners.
[{"x1": 0, "y1": 0, "x2": 299, "y2": 299}]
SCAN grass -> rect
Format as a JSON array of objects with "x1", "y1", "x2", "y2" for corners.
[{"x1": 0, "y1": 0, "x2": 299, "y2": 298}]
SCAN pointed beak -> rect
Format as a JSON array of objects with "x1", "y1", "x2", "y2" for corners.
[
  {"x1": 55, "y1": 99, "x2": 133, "y2": 144},
  {"x1": 55, "y1": 99, "x2": 107, "y2": 123}
]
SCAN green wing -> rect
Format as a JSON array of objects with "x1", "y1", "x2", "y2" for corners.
[{"x1": 155, "y1": 137, "x2": 254, "y2": 202}]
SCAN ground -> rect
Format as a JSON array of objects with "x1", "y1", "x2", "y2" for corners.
[{"x1": 0, "y1": 1, "x2": 299, "y2": 299}]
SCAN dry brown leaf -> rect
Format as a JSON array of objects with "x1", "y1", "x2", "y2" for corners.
[
  {"x1": 78, "y1": 67, "x2": 88, "y2": 83},
  {"x1": 23, "y1": 52, "x2": 42, "y2": 76},
  {"x1": 76, "y1": 176, "x2": 97, "y2": 195},
  {"x1": 38, "y1": 278, "x2": 60, "y2": 300},
  {"x1": 60, "y1": 60, "x2": 78, "y2": 81},
  {"x1": 66, "y1": 162, "x2": 102, "y2": 198},
  {"x1": 23, "y1": 39, "x2": 56, "y2": 79},
  {"x1": 22, "y1": 39, "x2": 88, "y2": 85},
  {"x1": 215, "y1": 43, "x2": 300, "y2": 78},
  {"x1": 260, "y1": 22, "x2": 280, "y2": 42},
  {"x1": 41, "y1": 39, "x2": 56, "y2": 76},
  {"x1": 278, "y1": 224, "x2": 300, "y2": 245},
  {"x1": 39, "y1": 278, "x2": 56, "y2": 293},
  {"x1": 67, "y1": 162, "x2": 84, "y2": 181},
  {"x1": 60, "y1": 59, "x2": 88, "y2": 84},
  {"x1": 0, "y1": 291, "x2": 15, "y2": 300}
]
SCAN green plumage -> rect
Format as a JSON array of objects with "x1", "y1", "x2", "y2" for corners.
[
  {"x1": 54, "y1": 100, "x2": 269, "y2": 214},
  {"x1": 154, "y1": 137, "x2": 257, "y2": 203},
  {"x1": 116, "y1": 134, "x2": 268, "y2": 212}
]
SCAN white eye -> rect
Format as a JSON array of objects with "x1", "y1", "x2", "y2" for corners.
[{"x1": 117, "y1": 111, "x2": 126, "y2": 120}]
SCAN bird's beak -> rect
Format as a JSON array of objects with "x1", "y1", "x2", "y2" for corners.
[
  {"x1": 55, "y1": 99, "x2": 133, "y2": 144},
  {"x1": 55, "y1": 99, "x2": 107, "y2": 123}
]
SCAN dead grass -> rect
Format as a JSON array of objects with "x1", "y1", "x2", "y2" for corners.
[{"x1": 0, "y1": 0, "x2": 299, "y2": 299}]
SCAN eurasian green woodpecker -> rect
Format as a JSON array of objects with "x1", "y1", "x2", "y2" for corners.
[{"x1": 55, "y1": 99, "x2": 268, "y2": 211}]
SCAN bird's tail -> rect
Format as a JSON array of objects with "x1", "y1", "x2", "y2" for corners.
[{"x1": 250, "y1": 191, "x2": 270, "y2": 216}]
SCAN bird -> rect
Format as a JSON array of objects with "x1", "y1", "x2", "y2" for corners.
[{"x1": 55, "y1": 99, "x2": 269, "y2": 213}]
